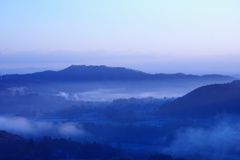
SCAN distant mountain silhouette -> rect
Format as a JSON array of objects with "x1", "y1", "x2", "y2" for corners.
[
  {"x1": 158, "y1": 80, "x2": 240, "y2": 118},
  {"x1": 0, "y1": 65, "x2": 236, "y2": 85}
]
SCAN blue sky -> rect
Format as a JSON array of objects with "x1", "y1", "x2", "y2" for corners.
[{"x1": 0, "y1": 0, "x2": 240, "y2": 74}]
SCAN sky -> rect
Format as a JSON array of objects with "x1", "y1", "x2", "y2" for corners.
[{"x1": 0, "y1": 0, "x2": 240, "y2": 75}]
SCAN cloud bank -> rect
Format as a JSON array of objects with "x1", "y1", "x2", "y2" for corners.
[
  {"x1": 0, "y1": 116, "x2": 85, "y2": 139},
  {"x1": 167, "y1": 123, "x2": 240, "y2": 159}
]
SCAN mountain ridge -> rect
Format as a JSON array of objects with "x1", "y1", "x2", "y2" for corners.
[{"x1": 1, "y1": 65, "x2": 236, "y2": 84}]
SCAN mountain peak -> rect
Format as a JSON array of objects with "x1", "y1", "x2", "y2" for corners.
[
  {"x1": 62, "y1": 65, "x2": 87, "y2": 71},
  {"x1": 61, "y1": 65, "x2": 126, "y2": 72}
]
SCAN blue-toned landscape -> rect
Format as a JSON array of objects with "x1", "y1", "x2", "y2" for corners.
[
  {"x1": 1, "y1": 0, "x2": 240, "y2": 160},
  {"x1": 0, "y1": 65, "x2": 240, "y2": 160}
]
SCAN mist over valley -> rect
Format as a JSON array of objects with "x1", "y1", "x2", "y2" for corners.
[{"x1": 0, "y1": 65, "x2": 240, "y2": 160}]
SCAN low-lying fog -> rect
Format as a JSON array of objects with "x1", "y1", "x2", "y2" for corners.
[
  {"x1": 1, "y1": 80, "x2": 240, "y2": 160},
  {"x1": 55, "y1": 88, "x2": 182, "y2": 101},
  {"x1": 1, "y1": 115, "x2": 240, "y2": 160},
  {"x1": 34, "y1": 81, "x2": 210, "y2": 101},
  {"x1": 0, "y1": 116, "x2": 85, "y2": 139},
  {"x1": 165, "y1": 120, "x2": 240, "y2": 160}
]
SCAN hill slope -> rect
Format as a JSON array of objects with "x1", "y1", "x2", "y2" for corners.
[{"x1": 158, "y1": 80, "x2": 240, "y2": 118}]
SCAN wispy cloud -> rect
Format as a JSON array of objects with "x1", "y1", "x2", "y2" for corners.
[{"x1": 0, "y1": 116, "x2": 85, "y2": 139}]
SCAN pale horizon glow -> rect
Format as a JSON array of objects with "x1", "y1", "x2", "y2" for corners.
[{"x1": 0, "y1": 0, "x2": 240, "y2": 74}]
